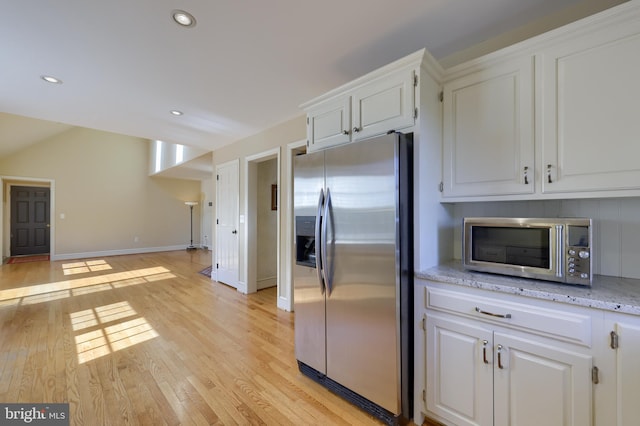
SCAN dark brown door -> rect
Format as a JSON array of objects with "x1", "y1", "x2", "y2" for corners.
[{"x1": 10, "y1": 186, "x2": 51, "y2": 256}]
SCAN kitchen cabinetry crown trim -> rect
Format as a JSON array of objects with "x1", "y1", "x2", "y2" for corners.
[
  {"x1": 299, "y1": 48, "x2": 443, "y2": 110},
  {"x1": 443, "y1": 0, "x2": 640, "y2": 81}
]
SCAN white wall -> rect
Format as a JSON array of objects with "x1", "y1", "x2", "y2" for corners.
[
  {"x1": 451, "y1": 198, "x2": 640, "y2": 279},
  {"x1": 0, "y1": 127, "x2": 201, "y2": 260},
  {"x1": 213, "y1": 116, "x2": 306, "y2": 311}
]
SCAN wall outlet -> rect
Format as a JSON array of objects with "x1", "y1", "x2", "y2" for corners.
[{"x1": 134, "y1": 236, "x2": 139, "y2": 243}]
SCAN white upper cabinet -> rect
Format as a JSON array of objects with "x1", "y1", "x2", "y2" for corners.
[
  {"x1": 306, "y1": 95, "x2": 351, "y2": 151},
  {"x1": 441, "y1": 1, "x2": 640, "y2": 201},
  {"x1": 351, "y1": 68, "x2": 416, "y2": 141},
  {"x1": 442, "y1": 56, "x2": 535, "y2": 198},
  {"x1": 302, "y1": 51, "x2": 423, "y2": 152},
  {"x1": 541, "y1": 20, "x2": 640, "y2": 195}
]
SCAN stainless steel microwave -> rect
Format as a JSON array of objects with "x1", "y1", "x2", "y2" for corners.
[{"x1": 463, "y1": 217, "x2": 593, "y2": 285}]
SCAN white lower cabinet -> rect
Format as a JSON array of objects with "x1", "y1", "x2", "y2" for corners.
[
  {"x1": 492, "y1": 331, "x2": 592, "y2": 426},
  {"x1": 425, "y1": 313, "x2": 493, "y2": 426},
  {"x1": 419, "y1": 282, "x2": 597, "y2": 426},
  {"x1": 598, "y1": 312, "x2": 640, "y2": 425},
  {"x1": 426, "y1": 312, "x2": 592, "y2": 426}
]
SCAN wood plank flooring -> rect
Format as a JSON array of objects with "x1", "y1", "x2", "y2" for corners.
[{"x1": 0, "y1": 250, "x2": 431, "y2": 425}]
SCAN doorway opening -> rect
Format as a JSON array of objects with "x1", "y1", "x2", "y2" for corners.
[
  {"x1": 245, "y1": 148, "x2": 280, "y2": 297},
  {"x1": 1, "y1": 178, "x2": 55, "y2": 262}
]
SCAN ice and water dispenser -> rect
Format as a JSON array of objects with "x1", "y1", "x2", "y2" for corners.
[{"x1": 295, "y1": 216, "x2": 316, "y2": 268}]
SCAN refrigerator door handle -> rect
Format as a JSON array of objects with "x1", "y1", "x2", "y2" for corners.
[
  {"x1": 315, "y1": 189, "x2": 325, "y2": 293},
  {"x1": 322, "y1": 188, "x2": 333, "y2": 295}
]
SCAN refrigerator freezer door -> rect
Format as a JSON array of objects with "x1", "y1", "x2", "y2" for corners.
[
  {"x1": 324, "y1": 134, "x2": 400, "y2": 414},
  {"x1": 293, "y1": 150, "x2": 327, "y2": 374}
]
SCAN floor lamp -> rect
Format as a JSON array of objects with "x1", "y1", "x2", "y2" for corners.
[{"x1": 185, "y1": 201, "x2": 198, "y2": 251}]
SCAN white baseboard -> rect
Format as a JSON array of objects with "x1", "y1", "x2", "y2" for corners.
[
  {"x1": 257, "y1": 276, "x2": 277, "y2": 290},
  {"x1": 50, "y1": 245, "x2": 191, "y2": 261},
  {"x1": 277, "y1": 296, "x2": 292, "y2": 312},
  {"x1": 236, "y1": 281, "x2": 247, "y2": 294}
]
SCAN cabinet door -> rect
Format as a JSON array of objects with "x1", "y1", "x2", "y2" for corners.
[
  {"x1": 541, "y1": 27, "x2": 640, "y2": 194},
  {"x1": 602, "y1": 315, "x2": 640, "y2": 426},
  {"x1": 351, "y1": 68, "x2": 415, "y2": 140},
  {"x1": 426, "y1": 312, "x2": 493, "y2": 426},
  {"x1": 493, "y1": 332, "x2": 592, "y2": 426},
  {"x1": 442, "y1": 56, "x2": 535, "y2": 198},
  {"x1": 306, "y1": 95, "x2": 351, "y2": 152}
]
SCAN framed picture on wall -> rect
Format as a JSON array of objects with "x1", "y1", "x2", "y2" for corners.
[{"x1": 271, "y1": 184, "x2": 277, "y2": 210}]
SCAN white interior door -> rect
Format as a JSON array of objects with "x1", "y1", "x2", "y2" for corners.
[{"x1": 216, "y1": 160, "x2": 239, "y2": 288}]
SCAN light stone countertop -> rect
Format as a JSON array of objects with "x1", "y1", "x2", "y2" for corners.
[{"x1": 416, "y1": 261, "x2": 640, "y2": 316}]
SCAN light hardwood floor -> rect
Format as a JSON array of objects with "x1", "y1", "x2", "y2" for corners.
[{"x1": 0, "y1": 250, "x2": 431, "y2": 425}]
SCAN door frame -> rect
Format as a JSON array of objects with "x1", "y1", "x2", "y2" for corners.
[
  {"x1": 244, "y1": 148, "x2": 280, "y2": 295},
  {"x1": 284, "y1": 139, "x2": 308, "y2": 312},
  {"x1": 1, "y1": 176, "x2": 56, "y2": 261}
]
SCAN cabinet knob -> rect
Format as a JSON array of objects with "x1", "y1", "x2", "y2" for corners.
[
  {"x1": 497, "y1": 344, "x2": 504, "y2": 369},
  {"x1": 352, "y1": 126, "x2": 361, "y2": 133},
  {"x1": 523, "y1": 166, "x2": 529, "y2": 185},
  {"x1": 343, "y1": 130, "x2": 349, "y2": 135},
  {"x1": 547, "y1": 164, "x2": 553, "y2": 183}
]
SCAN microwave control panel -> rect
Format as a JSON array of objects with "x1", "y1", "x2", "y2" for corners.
[{"x1": 566, "y1": 224, "x2": 591, "y2": 284}]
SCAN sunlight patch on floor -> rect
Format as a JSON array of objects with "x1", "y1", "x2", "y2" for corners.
[
  {"x1": 63, "y1": 259, "x2": 113, "y2": 275},
  {"x1": 71, "y1": 301, "x2": 159, "y2": 364},
  {"x1": 0, "y1": 266, "x2": 176, "y2": 305}
]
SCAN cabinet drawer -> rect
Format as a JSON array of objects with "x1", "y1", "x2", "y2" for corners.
[{"x1": 426, "y1": 287, "x2": 592, "y2": 346}]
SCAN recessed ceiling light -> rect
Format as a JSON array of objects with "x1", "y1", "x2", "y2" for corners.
[
  {"x1": 172, "y1": 10, "x2": 196, "y2": 27},
  {"x1": 170, "y1": 110, "x2": 183, "y2": 116},
  {"x1": 41, "y1": 75, "x2": 63, "y2": 84}
]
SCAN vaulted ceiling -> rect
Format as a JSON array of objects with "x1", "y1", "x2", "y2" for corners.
[{"x1": 0, "y1": 0, "x2": 626, "y2": 162}]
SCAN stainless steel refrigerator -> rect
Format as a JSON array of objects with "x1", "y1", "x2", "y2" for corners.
[{"x1": 293, "y1": 132, "x2": 413, "y2": 424}]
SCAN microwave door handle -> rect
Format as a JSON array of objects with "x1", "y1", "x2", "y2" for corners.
[
  {"x1": 315, "y1": 189, "x2": 325, "y2": 293},
  {"x1": 556, "y1": 225, "x2": 564, "y2": 278}
]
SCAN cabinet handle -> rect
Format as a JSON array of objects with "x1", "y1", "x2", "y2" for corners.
[
  {"x1": 342, "y1": 130, "x2": 349, "y2": 135},
  {"x1": 475, "y1": 307, "x2": 512, "y2": 319},
  {"x1": 352, "y1": 126, "x2": 361, "y2": 133},
  {"x1": 547, "y1": 164, "x2": 553, "y2": 183},
  {"x1": 497, "y1": 344, "x2": 504, "y2": 369},
  {"x1": 482, "y1": 340, "x2": 489, "y2": 364},
  {"x1": 592, "y1": 366, "x2": 600, "y2": 384},
  {"x1": 610, "y1": 331, "x2": 619, "y2": 349},
  {"x1": 523, "y1": 166, "x2": 529, "y2": 185}
]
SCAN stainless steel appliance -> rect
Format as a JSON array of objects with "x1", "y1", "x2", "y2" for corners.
[
  {"x1": 463, "y1": 217, "x2": 593, "y2": 285},
  {"x1": 293, "y1": 132, "x2": 413, "y2": 424}
]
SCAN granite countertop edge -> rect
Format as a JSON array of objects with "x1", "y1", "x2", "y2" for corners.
[{"x1": 416, "y1": 261, "x2": 640, "y2": 316}]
